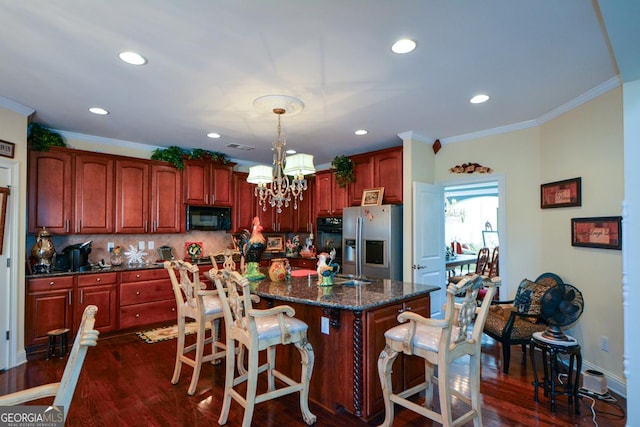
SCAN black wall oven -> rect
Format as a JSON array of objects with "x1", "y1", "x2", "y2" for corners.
[{"x1": 316, "y1": 217, "x2": 343, "y2": 264}]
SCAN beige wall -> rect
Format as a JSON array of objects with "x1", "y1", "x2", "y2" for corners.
[
  {"x1": 539, "y1": 88, "x2": 623, "y2": 382},
  {"x1": 433, "y1": 89, "x2": 624, "y2": 390}
]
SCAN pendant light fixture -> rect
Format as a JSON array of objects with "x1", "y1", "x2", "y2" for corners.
[{"x1": 247, "y1": 95, "x2": 315, "y2": 213}]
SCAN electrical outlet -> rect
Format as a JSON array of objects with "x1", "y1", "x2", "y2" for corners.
[
  {"x1": 107, "y1": 242, "x2": 114, "y2": 252},
  {"x1": 138, "y1": 241, "x2": 145, "y2": 250},
  {"x1": 148, "y1": 241, "x2": 155, "y2": 250},
  {"x1": 600, "y1": 336, "x2": 609, "y2": 352},
  {"x1": 321, "y1": 317, "x2": 330, "y2": 335}
]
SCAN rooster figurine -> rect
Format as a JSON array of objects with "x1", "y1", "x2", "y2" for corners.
[
  {"x1": 238, "y1": 217, "x2": 267, "y2": 280},
  {"x1": 317, "y1": 252, "x2": 340, "y2": 286}
]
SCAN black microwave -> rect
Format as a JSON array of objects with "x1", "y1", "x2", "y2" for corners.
[{"x1": 186, "y1": 206, "x2": 232, "y2": 231}]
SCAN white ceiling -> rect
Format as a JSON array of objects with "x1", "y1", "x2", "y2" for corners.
[{"x1": 0, "y1": 1, "x2": 634, "y2": 167}]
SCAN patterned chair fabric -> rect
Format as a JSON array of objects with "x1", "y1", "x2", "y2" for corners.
[{"x1": 482, "y1": 272, "x2": 563, "y2": 374}]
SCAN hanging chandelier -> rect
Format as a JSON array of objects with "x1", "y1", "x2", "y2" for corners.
[{"x1": 247, "y1": 95, "x2": 315, "y2": 213}]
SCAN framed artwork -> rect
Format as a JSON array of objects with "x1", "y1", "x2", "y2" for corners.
[
  {"x1": 266, "y1": 235, "x2": 284, "y2": 252},
  {"x1": 482, "y1": 231, "x2": 499, "y2": 250},
  {"x1": 571, "y1": 216, "x2": 621, "y2": 250},
  {"x1": 361, "y1": 187, "x2": 384, "y2": 207},
  {"x1": 185, "y1": 241, "x2": 203, "y2": 260},
  {"x1": 0, "y1": 140, "x2": 15, "y2": 159},
  {"x1": 0, "y1": 187, "x2": 7, "y2": 254},
  {"x1": 541, "y1": 177, "x2": 581, "y2": 209}
]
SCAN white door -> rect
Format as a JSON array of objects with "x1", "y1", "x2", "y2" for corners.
[{"x1": 412, "y1": 182, "x2": 446, "y2": 318}]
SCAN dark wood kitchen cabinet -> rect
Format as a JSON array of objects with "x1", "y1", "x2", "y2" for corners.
[
  {"x1": 183, "y1": 159, "x2": 233, "y2": 207},
  {"x1": 75, "y1": 272, "x2": 118, "y2": 333},
  {"x1": 315, "y1": 170, "x2": 348, "y2": 217},
  {"x1": 119, "y1": 269, "x2": 177, "y2": 329},
  {"x1": 28, "y1": 149, "x2": 74, "y2": 234},
  {"x1": 115, "y1": 160, "x2": 183, "y2": 234},
  {"x1": 294, "y1": 178, "x2": 315, "y2": 233},
  {"x1": 232, "y1": 172, "x2": 256, "y2": 232},
  {"x1": 28, "y1": 148, "x2": 114, "y2": 234},
  {"x1": 74, "y1": 153, "x2": 115, "y2": 233},
  {"x1": 25, "y1": 275, "x2": 74, "y2": 351},
  {"x1": 349, "y1": 147, "x2": 403, "y2": 206}
]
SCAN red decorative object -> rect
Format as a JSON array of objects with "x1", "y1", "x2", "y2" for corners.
[
  {"x1": 448, "y1": 162, "x2": 492, "y2": 174},
  {"x1": 432, "y1": 139, "x2": 441, "y2": 154}
]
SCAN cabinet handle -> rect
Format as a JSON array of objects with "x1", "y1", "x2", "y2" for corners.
[
  {"x1": 80, "y1": 289, "x2": 84, "y2": 304},
  {"x1": 205, "y1": 194, "x2": 209, "y2": 204},
  {"x1": 398, "y1": 308, "x2": 404, "y2": 313},
  {"x1": 49, "y1": 281, "x2": 55, "y2": 286},
  {"x1": 96, "y1": 277, "x2": 101, "y2": 282},
  {"x1": 211, "y1": 194, "x2": 215, "y2": 204},
  {"x1": 136, "y1": 274, "x2": 141, "y2": 279},
  {"x1": 136, "y1": 291, "x2": 140, "y2": 295},
  {"x1": 69, "y1": 290, "x2": 72, "y2": 305},
  {"x1": 171, "y1": 307, "x2": 176, "y2": 312},
  {"x1": 65, "y1": 219, "x2": 70, "y2": 233},
  {"x1": 405, "y1": 306, "x2": 412, "y2": 312},
  {"x1": 135, "y1": 314, "x2": 140, "y2": 318},
  {"x1": 152, "y1": 220, "x2": 157, "y2": 232},
  {"x1": 144, "y1": 220, "x2": 148, "y2": 233}
]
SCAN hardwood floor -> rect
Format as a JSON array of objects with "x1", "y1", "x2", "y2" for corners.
[{"x1": 0, "y1": 330, "x2": 626, "y2": 426}]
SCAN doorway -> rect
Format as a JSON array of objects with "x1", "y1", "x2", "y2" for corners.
[{"x1": 442, "y1": 176, "x2": 506, "y2": 297}]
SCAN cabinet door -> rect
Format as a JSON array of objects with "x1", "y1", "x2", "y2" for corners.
[
  {"x1": 315, "y1": 171, "x2": 333, "y2": 217},
  {"x1": 115, "y1": 160, "x2": 150, "y2": 233},
  {"x1": 151, "y1": 164, "x2": 183, "y2": 233},
  {"x1": 233, "y1": 172, "x2": 256, "y2": 232},
  {"x1": 349, "y1": 155, "x2": 373, "y2": 207},
  {"x1": 183, "y1": 160, "x2": 209, "y2": 205},
  {"x1": 76, "y1": 284, "x2": 117, "y2": 333},
  {"x1": 255, "y1": 200, "x2": 277, "y2": 233},
  {"x1": 373, "y1": 148, "x2": 403, "y2": 204},
  {"x1": 28, "y1": 149, "x2": 74, "y2": 234},
  {"x1": 332, "y1": 177, "x2": 348, "y2": 216},
  {"x1": 25, "y1": 276, "x2": 74, "y2": 350},
  {"x1": 366, "y1": 302, "x2": 404, "y2": 414},
  {"x1": 75, "y1": 154, "x2": 114, "y2": 233},
  {"x1": 210, "y1": 164, "x2": 233, "y2": 206},
  {"x1": 294, "y1": 179, "x2": 314, "y2": 233}
]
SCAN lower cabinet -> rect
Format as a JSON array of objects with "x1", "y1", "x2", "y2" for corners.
[
  {"x1": 25, "y1": 276, "x2": 74, "y2": 351},
  {"x1": 25, "y1": 267, "x2": 178, "y2": 352},
  {"x1": 76, "y1": 272, "x2": 118, "y2": 334},
  {"x1": 119, "y1": 269, "x2": 176, "y2": 329}
]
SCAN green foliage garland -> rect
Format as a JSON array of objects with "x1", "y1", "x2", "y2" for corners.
[
  {"x1": 27, "y1": 123, "x2": 66, "y2": 151},
  {"x1": 331, "y1": 155, "x2": 355, "y2": 187},
  {"x1": 151, "y1": 146, "x2": 187, "y2": 170}
]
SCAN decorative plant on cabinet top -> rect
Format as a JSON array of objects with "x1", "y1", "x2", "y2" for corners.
[{"x1": 331, "y1": 155, "x2": 355, "y2": 188}]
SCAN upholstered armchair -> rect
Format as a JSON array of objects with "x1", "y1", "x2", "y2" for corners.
[{"x1": 483, "y1": 272, "x2": 563, "y2": 374}]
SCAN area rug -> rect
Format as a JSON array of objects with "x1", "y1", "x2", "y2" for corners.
[{"x1": 135, "y1": 322, "x2": 209, "y2": 344}]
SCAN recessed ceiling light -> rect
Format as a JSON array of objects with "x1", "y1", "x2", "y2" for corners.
[
  {"x1": 470, "y1": 94, "x2": 490, "y2": 104},
  {"x1": 286, "y1": 149, "x2": 297, "y2": 155},
  {"x1": 89, "y1": 107, "x2": 109, "y2": 115},
  {"x1": 207, "y1": 132, "x2": 221, "y2": 139},
  {"x1": 391, "y1": 39, "x2": 416, "y2": 54},
  {"x1": 118, "y1": 51, "x2": 147, "y2": 65},
  {"x1": 355, "y1": 129, "x2": 368, "y2": 136}
]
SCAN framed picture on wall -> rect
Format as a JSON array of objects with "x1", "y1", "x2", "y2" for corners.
[
  {"x1": 571, "y1": 216, "x2": 622, "y2": 250},
  {"x1": 540, "y1": 177, "x2": 582, "y2": 209}
]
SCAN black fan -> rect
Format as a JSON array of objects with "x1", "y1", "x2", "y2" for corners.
[{"x1": 539, "y1": 283, "x2": 584, "y2": 342}]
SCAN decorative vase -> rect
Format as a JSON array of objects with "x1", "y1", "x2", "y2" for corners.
[{"x1": 269, "y1": 258, "x2": 289, "y2": 282}]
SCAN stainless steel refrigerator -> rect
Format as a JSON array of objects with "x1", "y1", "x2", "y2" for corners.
[{"x1": 342, "y1": 204, "x2": 403, "y2": 280}]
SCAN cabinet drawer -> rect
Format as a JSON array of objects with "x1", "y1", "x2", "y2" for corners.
[
  {"x1": 27, "y1": 276, "x2": 74, "y2": 293},
  {"x1": 77, "y1": 272, "x2": 118, "y2": 287},
  {"x1": 119, "y1": 299, "x2": 177, "y2": 329},
  {"x1": 121, "y1": 268, "x2": 168, "y2": 282},
  {"x1": 120, "y1": 280, "x2": 173, "y2": 305}
]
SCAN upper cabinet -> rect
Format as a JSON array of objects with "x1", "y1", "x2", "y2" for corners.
[
  {"x1": 349, "y1": 146, "x2": 403, "y2": 206},
  {"x1": 28, "y1": 149, "x2": 74, "y2": 234},
  {"x1": 114, "y1": 160, "x2": 183, "y2": 234},
  {"x1": 315, "y1": 170, "x2": 348, "y2": 217},
  {"x1": 232, "y1": 172, "x2": 256, "y2": 233},
  {"x1": 182, "y1": 159, "x2": 233, "y2": 207},
  {"x1": 28, "y1": 148, "x2": 114, "y2": 234}
]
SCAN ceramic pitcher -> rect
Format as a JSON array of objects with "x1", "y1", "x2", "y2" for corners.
[{"x1": 269, "y1": 258, "x2": 289, "y2": 282}]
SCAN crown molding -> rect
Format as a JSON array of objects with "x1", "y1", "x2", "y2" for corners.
[
  {"x1": 0, "y1": 97, "x2": 35, "y2": 116},
  {"x1": 57, "y1": 130, "x2": 162, "y2": 152}
]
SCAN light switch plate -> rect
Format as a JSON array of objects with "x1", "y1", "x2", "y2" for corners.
[
  {"x1": 107, "y1": 242, "x2": 114, "y2": 252},
  {"x1": 148, "y1": 241, "x2": 155, "y2": 250},
  {"x1": 138, "y1": 241, "x2": 145, "y2": 250},
  {"x1": 321, "y1": 317, "x2": 330, "y2": 335}
]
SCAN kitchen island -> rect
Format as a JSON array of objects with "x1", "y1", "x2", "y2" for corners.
[{"x1": 209, "y1": 271, "x2": 440, "y2": 420}]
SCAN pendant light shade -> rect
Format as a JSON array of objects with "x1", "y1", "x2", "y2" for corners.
[
  {"x1": 247, "y1": 165, "x2": 274, "y2": 185},
  {"x1": 284, "y1": 153, "x2": 315, "y2": 177}
]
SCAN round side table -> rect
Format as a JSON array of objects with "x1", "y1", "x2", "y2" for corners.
[{"x1": 529, "y1": 331, "x2": 582, "y2": 414}]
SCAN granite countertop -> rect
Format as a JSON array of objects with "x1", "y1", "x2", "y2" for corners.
[{"x1": 212, "y1": 272, "x2": 440, "y2": 311}]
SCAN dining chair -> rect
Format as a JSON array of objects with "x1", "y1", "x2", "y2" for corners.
[
  {"x1": 377, "y1": 274, "x2": 499, "y2": 427},
  {"x1": 212, "y1": 270, "x2": 316, "y2": 427},
  {"x1": 0, "y1": 305, "x2": 99, "y2": 423},
  {"x1": 164, "y1": 260, "x2": 226, "y2": 395},
  {"x1": 208, "y1": 248, "x2": 244, "y2": 276},
  {"x1": 448, "y1": 247, "x2": 491, "y2": 286}
]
